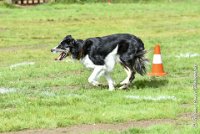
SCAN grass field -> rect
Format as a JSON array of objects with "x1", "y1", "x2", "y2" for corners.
[{"x1": 0, "y1": 1, "x2": 200, "y2": 133}]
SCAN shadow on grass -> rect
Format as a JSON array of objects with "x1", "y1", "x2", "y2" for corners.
[
  {"x1": 132, "y1": 78, "x2": 168, "y2": 89},
  {"x1": 78, "y1": 78, "x2": 168, "y2": 90}
]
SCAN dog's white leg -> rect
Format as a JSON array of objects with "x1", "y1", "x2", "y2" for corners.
[
  {"x1": 88, "y1": 66, "x2": 105, "y2": 86},
  {"x1": 104, "y1": 72, "x2": 115, "y2": 91},
  {"x1": 90, "y1": 69, "x2": 106, "y2": 86},
  {"x1": 120, "y1": 67, "x2": 132, "y2": 85},
  {"x1": 96, "y1": 70, "x2": 105, "y2": 80}
]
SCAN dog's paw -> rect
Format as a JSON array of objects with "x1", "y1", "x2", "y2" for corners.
[
  {"x1": 120, "y1": 80, "x2": 130, "y2": 85},
  {"x1": 119, "y1": 84, "x2": 129, "y2": 90},
  {"x1": 88, "y1": 78, "x2": 100, "y2": 86},
  {"x1": 108, "y1": 86, "x2": 115, "y2": 91},
  {"x1": 91, "y1": 81, "x2": 101, "y2": 86}
]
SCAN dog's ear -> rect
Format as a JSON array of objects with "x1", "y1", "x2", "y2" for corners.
[
  {"x1": 65, "y1": 35, "x2": 72, "y2": 38},
  {"x1": 64, "y1": 35, "x2": 73, "y2": 42},
  {"x1": 71, "y1": 38, "x2": 77, "y2": 46},
  {"x1": 64, "y1": 35, "x2": 76, "y2": 46}
]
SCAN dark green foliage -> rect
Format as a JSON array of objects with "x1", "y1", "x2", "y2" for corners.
[{"x1": 52, "y1": 0, "x2": 182, "y2": 4}]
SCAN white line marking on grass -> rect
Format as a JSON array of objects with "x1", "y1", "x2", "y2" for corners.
[
  {"x1": 0, "y1": 87, "x2": 16, "y2": 94},
  {"x1": 10, "y1": 62, "x2": 35, "y2": 69},
  {"x1": 125, "y1": 95, "x2": 177, "y2": 101},
  {"x1": 40, "y1": 91, "x2": 56, "y2": 97},
  {"x1": 176, "y1": 53, "x2": 200, "y2": 58}
]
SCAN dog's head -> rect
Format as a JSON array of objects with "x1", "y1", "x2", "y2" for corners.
[
  {"x1": 51, "y1": 35, "x2": 84, "y2": 60},
  {"x1": 51, "y1": 35, "x2": 76, "y2": 61}
]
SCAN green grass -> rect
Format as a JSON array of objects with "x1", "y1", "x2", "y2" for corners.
[
  {"x1": 0, "y1": 1, "x2": 200, "y2": 133},
  {"x1": 121, "y1": 124, "x2": 200, "y2": 134}
]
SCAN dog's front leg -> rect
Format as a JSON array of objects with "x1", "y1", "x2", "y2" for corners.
[
  {"x1": 104, "y1": 72, "x2": 115, "y2": 91},
  {"x1": 88, "y1": 66, "x2": 105, "y2": 86}
]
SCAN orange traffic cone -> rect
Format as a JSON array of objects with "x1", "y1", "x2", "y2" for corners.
[{"x1": 148, "y1": 45, "x2": 167, "y2": 76}]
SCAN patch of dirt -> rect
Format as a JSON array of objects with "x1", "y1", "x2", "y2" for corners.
[
  {"x1": 0, "y1": 28, "x2": 8, "y2": 32},
  {"x1": 1, "y1": 119, "x2": 175, "y2": 134},
  {"x1": 176, "y1": 112, "x2": 200, "y2": 126}
]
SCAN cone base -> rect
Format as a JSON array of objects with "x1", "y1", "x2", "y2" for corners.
[{"x1": 148, "y1": 72, "x2": 167, "y2": 76}]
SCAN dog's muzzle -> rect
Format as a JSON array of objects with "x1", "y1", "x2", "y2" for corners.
[
  {"x1": 51, "y1": 48, "x2": 70, "y2": 61},
  {"x1": 51, "y1": 49, "x2": 56, "y2": 53}
]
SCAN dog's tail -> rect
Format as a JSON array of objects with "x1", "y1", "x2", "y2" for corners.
[{"x1": 134, "y1": 50, "x2": 148, "y2": 76}]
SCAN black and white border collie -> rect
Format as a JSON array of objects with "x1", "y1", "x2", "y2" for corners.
[{"x1": 51, "y1": 33, "x2": 148, "y2": 91}]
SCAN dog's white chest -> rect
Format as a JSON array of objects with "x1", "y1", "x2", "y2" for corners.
[{"x1": 81, "y1": 55, "x2": 95, "y2": 69}]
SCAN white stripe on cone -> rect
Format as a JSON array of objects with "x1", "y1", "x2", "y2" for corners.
[{"x1": 153, "y1": 54, "x2": 162, "y2": 64}]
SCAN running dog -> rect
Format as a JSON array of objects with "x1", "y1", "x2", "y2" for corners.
[{"x1": 51, "y1": 33, "x2": 147, "y2": 91}]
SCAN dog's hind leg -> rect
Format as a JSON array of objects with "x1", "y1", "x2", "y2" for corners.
[
  {"x1": 120, "y1": 67, "x2": 131, "y2": 85},
  {"x1": 119, "y1": 65, "x2": 135, "y2": 89}
]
